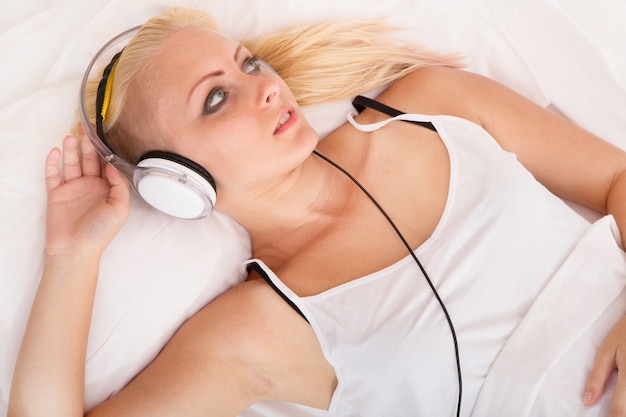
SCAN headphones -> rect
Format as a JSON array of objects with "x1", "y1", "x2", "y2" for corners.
[{"x1": 79, "y1": 26, "x2": 217, "y2": 219}]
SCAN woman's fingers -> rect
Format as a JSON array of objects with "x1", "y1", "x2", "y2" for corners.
[
  {"x1": 80, "y1": 135, "x2": 102, "y2": 177},
  {"x1": 55, "y1": 134, "x2": 103, "y2": 183},
  {"x1": 105, "y1": 163, "x2": 130, "y2": 214},
  {"x1": 583, "y1": 348, "x2": 614, "y2": 405},
  {"x1": 608, "y1": 367, "x2": 626, "y2": 417},
  {"x1": 583, "y1": 314, "x2": 626, "y2": 414},
  {"x1": 61, "y1": 135, "x2": 82, "y2": 181},
  {"x1": 45, "y1": 147, "x2": 62, "y2": 191}
]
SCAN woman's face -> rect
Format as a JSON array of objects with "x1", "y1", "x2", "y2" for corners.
[{"x1": 134, "y1": 27, "x2": 318, "y2": 198}]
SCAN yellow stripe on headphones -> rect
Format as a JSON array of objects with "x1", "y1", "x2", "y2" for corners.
[{"x1": 100, "y1": 55, "x2": 120, "y2": 120}]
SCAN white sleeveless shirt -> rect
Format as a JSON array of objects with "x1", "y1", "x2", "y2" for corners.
[{"x1": 242, "y1": 100, "x2": 626, "y2": 417}]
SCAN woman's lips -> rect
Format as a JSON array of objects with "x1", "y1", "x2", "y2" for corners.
[{"x1": 275, "y1": 106, "x2": 298, "y2": 134}]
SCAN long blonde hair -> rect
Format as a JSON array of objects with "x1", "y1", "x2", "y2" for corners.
[
  {"x1": 84, "y1": 6, "x2": 459, "y2": 163},
  {"x1": 243, "y1": 21, "x2": 459, "y2": 106}
]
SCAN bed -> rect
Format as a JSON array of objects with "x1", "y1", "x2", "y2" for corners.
[{"x1": 1, "y1": 0, "x2": 625, "y2": 415}]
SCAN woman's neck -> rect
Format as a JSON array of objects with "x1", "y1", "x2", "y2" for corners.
[{"x1": 222, "y1": 147, "x2": 364, "y2": 265}]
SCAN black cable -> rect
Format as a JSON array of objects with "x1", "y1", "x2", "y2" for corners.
[{"x1": 312, "y1": 149, "x2": 462, "y2": 417}]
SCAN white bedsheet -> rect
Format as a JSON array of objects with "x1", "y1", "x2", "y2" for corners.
[{"x1": 1, "y1": 0, "x2": 625, "y2": 415}]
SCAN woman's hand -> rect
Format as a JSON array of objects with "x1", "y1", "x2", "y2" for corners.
[
  {"x1": 584, "y1": 314, "x2": 626, "y2": 416},
  {"x1": 45, "y1": 134, "x2": 130, "y2": 256}
]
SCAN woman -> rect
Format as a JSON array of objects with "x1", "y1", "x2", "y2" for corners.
[{"x1": 9, "y1": 6, "x2": 626, "y2": 417}]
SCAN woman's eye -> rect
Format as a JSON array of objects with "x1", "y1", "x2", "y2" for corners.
[
  {"x1": 204, "y1": 87, "x2": 227, "y2": 114},
  {"x1": 243, "y1": 56, "x2": 261, "y2": 74}
]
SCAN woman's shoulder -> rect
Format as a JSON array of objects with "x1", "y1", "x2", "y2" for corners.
[
  {"x1": 188, "y1": 278, "x2": 303, "y2": 347},
  {"x1": 376, "y1": 65, "x2": 491, "y2": 124},
  {"x1": 89, "y1": 278, "x2": 333, "y2": 414},
  {"x1": 184, "y1": 277, "x2": 335, "y2": 405},
  {"x1": 181, "y1": 276, "x2": 328, "y2": 369}
]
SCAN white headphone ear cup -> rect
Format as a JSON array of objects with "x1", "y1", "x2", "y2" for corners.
[{"x1": 136, "y1": 157, "x2": 217, "y2": 219}]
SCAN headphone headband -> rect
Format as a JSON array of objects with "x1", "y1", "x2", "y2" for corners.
[
  {"x1": 95, "y1": 50, "x2": 123, "y2": 149},
  {"x1": 79, "y1": 26, "x2": 217, "y2": 219}
]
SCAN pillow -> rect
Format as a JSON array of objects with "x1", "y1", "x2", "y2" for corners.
[{"x1": 84, "y1": 201, "x2": 251, "y2": 408}]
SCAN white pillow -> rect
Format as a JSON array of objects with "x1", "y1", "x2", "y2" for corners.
[{"x1": 84, "y1": 200, "x2": 250, "y2": 408}]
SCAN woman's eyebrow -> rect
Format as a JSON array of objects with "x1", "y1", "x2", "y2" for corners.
[
  {"x1": 233, "y1": 44, "x2": 243, "y2": 62},
  {"x1": 188, "y1": 44, "x2": 244, "y2": 103}
]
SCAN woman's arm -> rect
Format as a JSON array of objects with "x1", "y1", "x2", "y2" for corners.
[
  {"x1": 8, "y1": 135, "x2": 130, "y2": 417},
  {"x1": 87, "y1": 279, "x2": 336, "y2": 416}
]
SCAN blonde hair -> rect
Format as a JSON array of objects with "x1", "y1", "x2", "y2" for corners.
[
  {"x1": 84, "y1": 6, "x2": 460, "y2": 162},
  {"x1": 244, "y1": 21, "x2": 459, "y2": 106}
]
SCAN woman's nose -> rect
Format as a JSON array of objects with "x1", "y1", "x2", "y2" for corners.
[{"x1": 255, "y1": 73, "x2": 280, "y2": 107}]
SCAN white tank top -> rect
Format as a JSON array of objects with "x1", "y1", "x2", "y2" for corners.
[{"x1": 242, "y1": 97, "x2": 626, "y2": 417}]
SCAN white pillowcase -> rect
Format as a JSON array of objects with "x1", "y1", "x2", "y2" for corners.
[{"x1": 84, "y1": 200, "x2": 251, "y2": 408}]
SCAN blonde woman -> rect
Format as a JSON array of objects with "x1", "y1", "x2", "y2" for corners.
[{"x1": 9, "y1": 6, "x2": 626, "y2": 417}]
